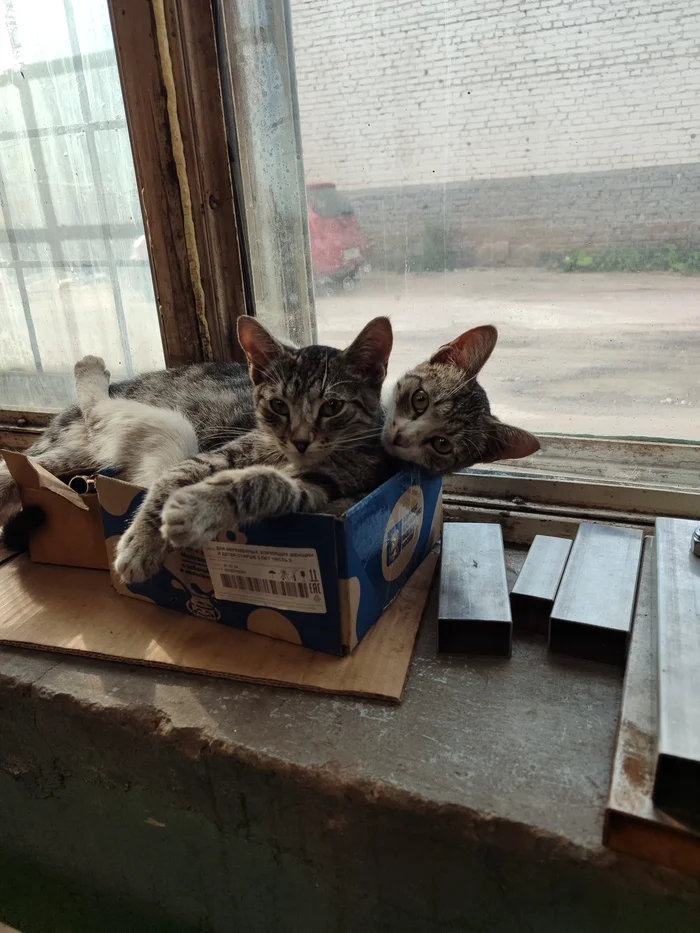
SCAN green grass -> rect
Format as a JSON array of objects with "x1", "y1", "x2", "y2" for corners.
[{"x1": 549, "y1": 242, "x2": 700, "y2": 275}]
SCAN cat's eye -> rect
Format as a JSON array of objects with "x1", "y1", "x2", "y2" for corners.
[
  {"x1": 431, "y1": 436, "x2": 453, "y2": 454},
  {"x1": 411, "y1": 388, "x2": 429, "y2": 413},
  {"x1": 320, "y1": 398, "x2": 345, "y2": 417},
  {"x1": 270, "y1": 398, "x2": 289, "y2": 416}
]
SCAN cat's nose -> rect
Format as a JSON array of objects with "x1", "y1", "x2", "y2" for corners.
[
  {"x1": 293, "y1": 439, "x2": 309, "y2": 454},
  {"x1": 392, "y1": 433, "x2": 411, "y2": 448}
]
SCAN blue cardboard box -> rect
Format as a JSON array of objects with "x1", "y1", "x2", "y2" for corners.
[{"x1": 97, "y1": 468, "x2": 442, "y2": 656}]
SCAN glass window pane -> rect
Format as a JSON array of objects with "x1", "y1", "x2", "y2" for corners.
[
  {"x1": 217, "y1": 0, "x2": 316, "y2": 345},
  {"x1": 287, "y1": 0, "x2": 700, "y2": 444},
  {"x1": 0, "y1": 0, "x2": 163, "y2": 412}
]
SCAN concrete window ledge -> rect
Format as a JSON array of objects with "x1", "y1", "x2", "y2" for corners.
[{"x1": 1, "y1": 549, "x2": 699, "y2": 933}]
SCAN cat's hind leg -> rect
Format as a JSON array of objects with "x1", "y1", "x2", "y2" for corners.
[
  {"x1": 2, "y1": 358, "x2": 107, "y2": 542},
  {"x1": 74, "y1": 354, "x2": 110, "y2": 412},
  {"x1": 74, "y1": 355, "x2": 199, "y2": 488}
]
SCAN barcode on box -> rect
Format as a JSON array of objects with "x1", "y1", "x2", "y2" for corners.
[
  {"x1": 204, "y1": 541, "x2": 327, "y2": 614},
  {"x1": 219, "y1": 573, "x2": 310, "y2": 600}
]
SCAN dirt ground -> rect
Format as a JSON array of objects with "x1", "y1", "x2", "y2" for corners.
[{"x1": 316, "y1": 269, "x2": 700, "y2": 442}]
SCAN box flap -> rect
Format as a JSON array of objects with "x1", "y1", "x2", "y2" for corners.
[
  {"x1": 95, "y1": 473, "x2": 145, "y2": 517},
  {"x1": 1, "y1": 449, "x2": 88, "y2": 511}
]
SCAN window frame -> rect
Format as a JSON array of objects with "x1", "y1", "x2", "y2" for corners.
[
  {"x1": 2, "y1": 0, "x2": 699, "y2": 526},
  {"x1": 108, "y1": 0, "x2": 249, "y2": 366},
  {"x1": 444, "y1": 434, "x2": 700, "y2": 539},
  {"x1": 455, "y1": 434, "x2": 700, "y2": 492}
]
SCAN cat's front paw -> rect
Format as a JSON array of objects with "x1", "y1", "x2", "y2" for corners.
[
  {"x1": 115, "y1": 524, "x2": 167, "y2": 583},
  {"x1": 161, "y1": 484, "x2": 228, "y2": 550}
]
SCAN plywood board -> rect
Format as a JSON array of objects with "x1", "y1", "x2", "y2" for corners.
[
  {"x1": 604, "y1": 537, "x2": 700, "y2": 875},
  {"x1": 0, "y1": 552, "x2": 437, "y2": 702}
]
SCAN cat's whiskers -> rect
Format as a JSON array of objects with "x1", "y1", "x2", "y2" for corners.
[
  {"x1": 460, "y1": 435, "x2": 483, "y2": 462},
  {"x1": 330, "y1": 441, "x2": 381, "y2": 452},
  {"x1": 322, "y1": 377, "x2": 355, "y2": 394},
  {"x1": 198, "y1": 427, "x2": 249, "y2": 441},
  {"x1": 333, "y1": 428, "x2": 383, "y2": 441},
  {"x1": 320, "y1": 349, "x2": 330, "y2": 395},
  {"x1": 257, "y1": 358, "x2": 287, "y2": 388},
  {"x1": 329, "y1": 429, "x2": 383, "y2": 447},
  {"x1": 441, "y1": 376, "x2": 476, "y2": 401}
]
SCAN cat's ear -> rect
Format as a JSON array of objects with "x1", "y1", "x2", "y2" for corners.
[
  {"x1": 237, "y1": 316, "x2": 290, "y2": 385},
  {"x1": 342, "y1": 316, "x2": 393, "y2": 381},
  {"x1": 431, "y1": 325, "x2": 497, "y2": 377},
  {"x1": 480, "y1": 417, "x2": 540, "y2": 463}
]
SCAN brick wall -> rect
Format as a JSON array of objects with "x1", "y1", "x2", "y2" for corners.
[
  {"x1": 349, "y1": 162, "x2": 700, "y2": 267},
  {"x1": 290, "y1": 0, "x2": 700, "y2": 260}
]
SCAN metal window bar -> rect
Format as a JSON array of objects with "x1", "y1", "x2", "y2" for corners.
[
  {"x1": 0, "y1": 1, "x2": 148, "y2": 382},
  {"x1": 216, "y1": 0, "x2": 316, "y2": 345},
  {"x1": 62, "y1": 0, "x2": 132, "y2": 375}
]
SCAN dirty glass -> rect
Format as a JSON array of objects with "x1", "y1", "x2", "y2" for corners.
[
  {"x1": 0, "y1": 0, "x2": 163, "y2": 413},
  {"x1": 306, "y1": 186, "x2": 354, "y2": 219},
  {"x1": 285, "y1": 0, "x2": 700, "y2": 443},
  {"x1": 217, "y1": 0, "x2": 315, "y2": 346}
]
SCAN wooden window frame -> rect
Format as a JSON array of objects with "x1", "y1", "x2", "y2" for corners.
[{"x1": 108, "y1": 0, "x2": 248, "y2": 367}]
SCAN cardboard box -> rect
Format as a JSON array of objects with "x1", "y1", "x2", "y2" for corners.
[
  {"x1": 1, "y1": 450, "x2": 109, "y2": 570},
  {"x1": 97, "y1": 468, "x2": 443, "y2": 656}
]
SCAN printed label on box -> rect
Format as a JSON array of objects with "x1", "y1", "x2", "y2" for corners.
[
  {"x1": 381, "y1": 485, "x2": 424, "y2": 581},
  {"x1": 203, "y1": 541, "x2": 327, "y2": 614}
]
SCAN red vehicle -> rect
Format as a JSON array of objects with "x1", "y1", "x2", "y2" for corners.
[
  {"x1": 306, "y1": 183, "x2": 368, "y2": 285},
  {"x1": 131, "y1": 183, "x2": 368, "y2": 287}
]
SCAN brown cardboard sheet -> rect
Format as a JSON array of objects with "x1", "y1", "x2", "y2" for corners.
[{"x1": 0, "y1": 551, "x2": 437, "y2": 701}]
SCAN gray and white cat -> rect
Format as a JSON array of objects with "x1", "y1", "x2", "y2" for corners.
[
  {"x1": 0, "y1": 353, "x2": 259, "y2": 527},
  {"x1": 383, "y1": 325, "x2": 539, "y2": 471},
  {"x1": 112, "y1": 315, "x2": 394, "y2": 582},
  {"x1": 0, "y1": 317, "x2": 392, "y2": 540},
  {"x1": 73, "y1": 355, "x2": 199, "y2": 488}
]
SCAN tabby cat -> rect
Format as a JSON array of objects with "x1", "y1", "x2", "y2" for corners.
[
  {"x1": 382, "y1": 325, "x2": 539, "y2": 470},
  {"x1": 113, "y1": 315, "x2": 394, "y2": 582},
  {"x1": 0, "y1": 317, "x2": 392, "y2": 551}
]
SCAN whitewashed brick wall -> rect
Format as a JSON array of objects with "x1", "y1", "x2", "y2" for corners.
[{"x1": 291, "y1": 0, "x2": 700, "y2": 189}]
